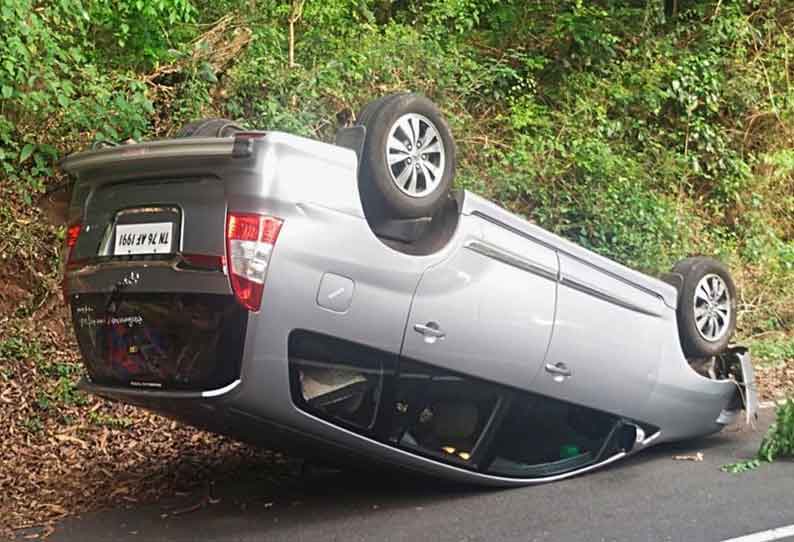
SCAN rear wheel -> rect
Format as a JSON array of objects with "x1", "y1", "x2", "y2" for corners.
[
  {"x1": 358, "y1": 93, "x2": 456, "y2": 219},
  {"x1": 672, "y1": 257, "x2": 737, "y2": 359},
  {"x1": 175, "y1": 118, "x2": 243, "y2": 138}
]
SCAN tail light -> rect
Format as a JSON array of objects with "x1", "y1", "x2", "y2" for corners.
[
  {"x1": 232, "y1": 131, "x2": 267, "y2": 158},
  {"x1": 226, "y1": 213, "x2": 283, "y2": 312},
  {"x1": 61, "y1": 222, "x2": 82, "y2": 303}
]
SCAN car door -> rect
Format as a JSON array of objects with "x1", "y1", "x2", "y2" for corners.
[
  {"x1": 529, "y1": 252, "x2": 666, "y2": 418},
  {"x1": 401, "y1": 217, "x2": 558, "y2": 392}
]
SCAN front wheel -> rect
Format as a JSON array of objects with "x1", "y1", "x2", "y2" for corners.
[
  {"x1": 672, "y1": 257, "x2": 737, "y2": 359},
  {"x1": 175, "y1": 118, "x2": 243, "y2": 138}
]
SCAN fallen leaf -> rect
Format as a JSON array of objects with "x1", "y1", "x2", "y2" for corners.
[{"x1": 55, "y1": 434, "x2": 89, "y2": 450}]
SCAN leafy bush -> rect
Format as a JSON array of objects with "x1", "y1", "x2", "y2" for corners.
[
  {"x1": 758, "y1": 399, "x2": 794, "y2": 462},
  {"x1": 89, "y1": 0, "x2": 196, "y2": 68},
  {"x1": 0, "y1": 0, "x2": 792, "y2": 341},
  {"x1": 0, "y1": 0, "x2": 156, "y2": 203},
  {"x1": 553, "y1": 0, "x2": 619, "y2": 70},
  {"x1": 723, "y1": 399, "x2": 794, "y2": 472}
]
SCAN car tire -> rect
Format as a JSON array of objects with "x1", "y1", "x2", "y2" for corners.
[
  {"x1": 358, "y1": 93, "x2": 456, "y2": 219},
  {"x1": 355, "y1": 93, "x2": 404, "y2": 127},
  {"x1": 176, "y1": 118, "x2": 243, "y2": 138},
  {"x1": 672, "y1": 257, "x2": 737, "y2": 359}
]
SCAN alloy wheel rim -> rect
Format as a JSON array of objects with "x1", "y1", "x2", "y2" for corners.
[
  {"x1": 693, "y1": 273, "x2": 731, "y2": 342},
  {"x1": 385, "y1": 113, "x2": 446, "y2": 198}
]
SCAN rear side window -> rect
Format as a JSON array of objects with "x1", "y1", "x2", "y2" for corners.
[
  {"x1": 73, "y1": 293, "x2": 246, "y2": 391},
  {"x1": 288, "y1": 330, "x2": 396, "y2": 431}
]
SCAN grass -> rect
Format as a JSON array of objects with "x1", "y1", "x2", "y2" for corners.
[
  {"x1": 0, "y1": 334, "x2": 44, "y2": 365},
  {"x1": 750, "y1": 336, "x2": 794, "y2": 368},
  {"x1": 88, "y1": 411, "x2": 134, "y2": 429}
]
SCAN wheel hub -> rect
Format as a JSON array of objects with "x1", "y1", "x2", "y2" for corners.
[
  {"x1": 693, "y1": 273, "x2": 731, "y2": 342},
  {"x1": 385, "y1": 113, "x2": 446, "y2": 198}
]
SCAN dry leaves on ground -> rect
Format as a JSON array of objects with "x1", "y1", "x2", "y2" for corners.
[
  {"x1": 756, "y1": 362, "x2": 794, "y2": 401},
  {"x1": 0, "y1": 304, "x2": 291, "y2": 538}
]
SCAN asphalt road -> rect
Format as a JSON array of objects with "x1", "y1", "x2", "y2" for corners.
[{"x1": 42, "y1": 408, "x2": 794, "y2": 542}]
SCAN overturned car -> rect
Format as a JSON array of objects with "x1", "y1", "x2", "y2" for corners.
[{"x1": 61, "y1": 93, "x2": 757, "y2": 486}]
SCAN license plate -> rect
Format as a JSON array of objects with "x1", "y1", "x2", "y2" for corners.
[{"x1": 114, "y1": 222, "x2": 173, "y2": 255}]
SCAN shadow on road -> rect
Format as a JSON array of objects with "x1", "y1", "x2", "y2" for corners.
[
  {"x1": 44, "y1": 411, "x2": 772, "y2": 542},
  {"x1": 45, "y1": 453, "x2": 495, "y2": 541}
]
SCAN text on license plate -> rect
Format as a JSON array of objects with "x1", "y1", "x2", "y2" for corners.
[{"x1": 114, "y1": 222, "x2": 173, "y2": 255}]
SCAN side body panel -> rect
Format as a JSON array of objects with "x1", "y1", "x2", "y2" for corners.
[
  {"x1": 402, "y1": 217, "x2": 558, "y2": 392},
  {"x1": 459, "y1": 191, "x2": 740, "y2": 440},
  {"x1": 460, "y1": 192, "x2": 679, "y2": 309},
  {"x1": 229, "y1": 204, "x2": 479, "y2": 423},
  {"x1": 637, "y1": 314, "x2": 739, "y2": 442},
  {"x1": 530, "y1": 252, "x2": 665, "y2": 418}
]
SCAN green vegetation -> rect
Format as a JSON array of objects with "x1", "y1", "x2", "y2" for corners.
[
  {"x1": 87, "y1": 411, "x2": 134, "y2": 429},
  {"x1": 723, "y1": 398, "x2": 794, "y2": 472},
  {"x1": 751, "y1": 336, "x2": 794, "y2": 367},
  {"x1": 0, "y1": 333, "x2": 44, "y2": 365},
  {"x1": 758, "y1": 398, "x2": 794, "y2": 461},
  {"x1": 0, "y1": 328, "x2": 87, "y2": 432},
  {"x1": 1, "y1": 1, "x2": 792, "y2": 403}
]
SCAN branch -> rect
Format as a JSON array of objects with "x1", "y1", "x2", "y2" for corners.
[{"x1": 288, "y1": 0, "x2": 306, "y2": 69}]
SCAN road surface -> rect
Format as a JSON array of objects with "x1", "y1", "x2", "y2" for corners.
[{"x1": 40, "y1": 408, "x2": 794, "y2": 542}]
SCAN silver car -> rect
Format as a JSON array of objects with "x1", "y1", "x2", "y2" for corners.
[{"x1": 61, "y1": 93, "x2": 756, "y2": 486}]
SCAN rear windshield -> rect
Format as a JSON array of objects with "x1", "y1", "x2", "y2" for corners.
[{"x1": 72, "y1": 293, "x2": 246, "y2": 391}]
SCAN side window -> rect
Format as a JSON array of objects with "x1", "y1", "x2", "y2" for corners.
[
  {"x1": 288, "y1": 331, "x2": 651, "y2": 479},
  {"x1": 387, "y1": 360, "x2": 500, "y2": 467},
  {"x1": 387, "y1": 359, "x2": 639, "y2": 478},
  {"x1": 484, "y1": 397, "x2": 620, "y2": 477},
  {"x1": 288, "y1": 330, "x2": 395, "y2": 431}
]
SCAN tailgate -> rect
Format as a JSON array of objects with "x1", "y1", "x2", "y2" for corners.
[{"x1": 61, "y1": 138, "x2": 255, "y2": 391}]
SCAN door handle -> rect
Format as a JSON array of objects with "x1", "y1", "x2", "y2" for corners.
[
  {"x1": 545, "y1": 362, "x2": 572, "y2": 378},
  {"x1": 414, "y1": 322, "x2": 445, "y2": 342}
]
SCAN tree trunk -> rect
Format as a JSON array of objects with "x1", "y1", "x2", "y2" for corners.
[
  {"x1": 664, "y1": 0, "x2": 678, "y2": 19},
  {"x1": 289, "y1": 19, "x2": 295, "y2": 67},
  {"x1": 288, "y1": 0, "x2": 305, "y2": 69}
]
